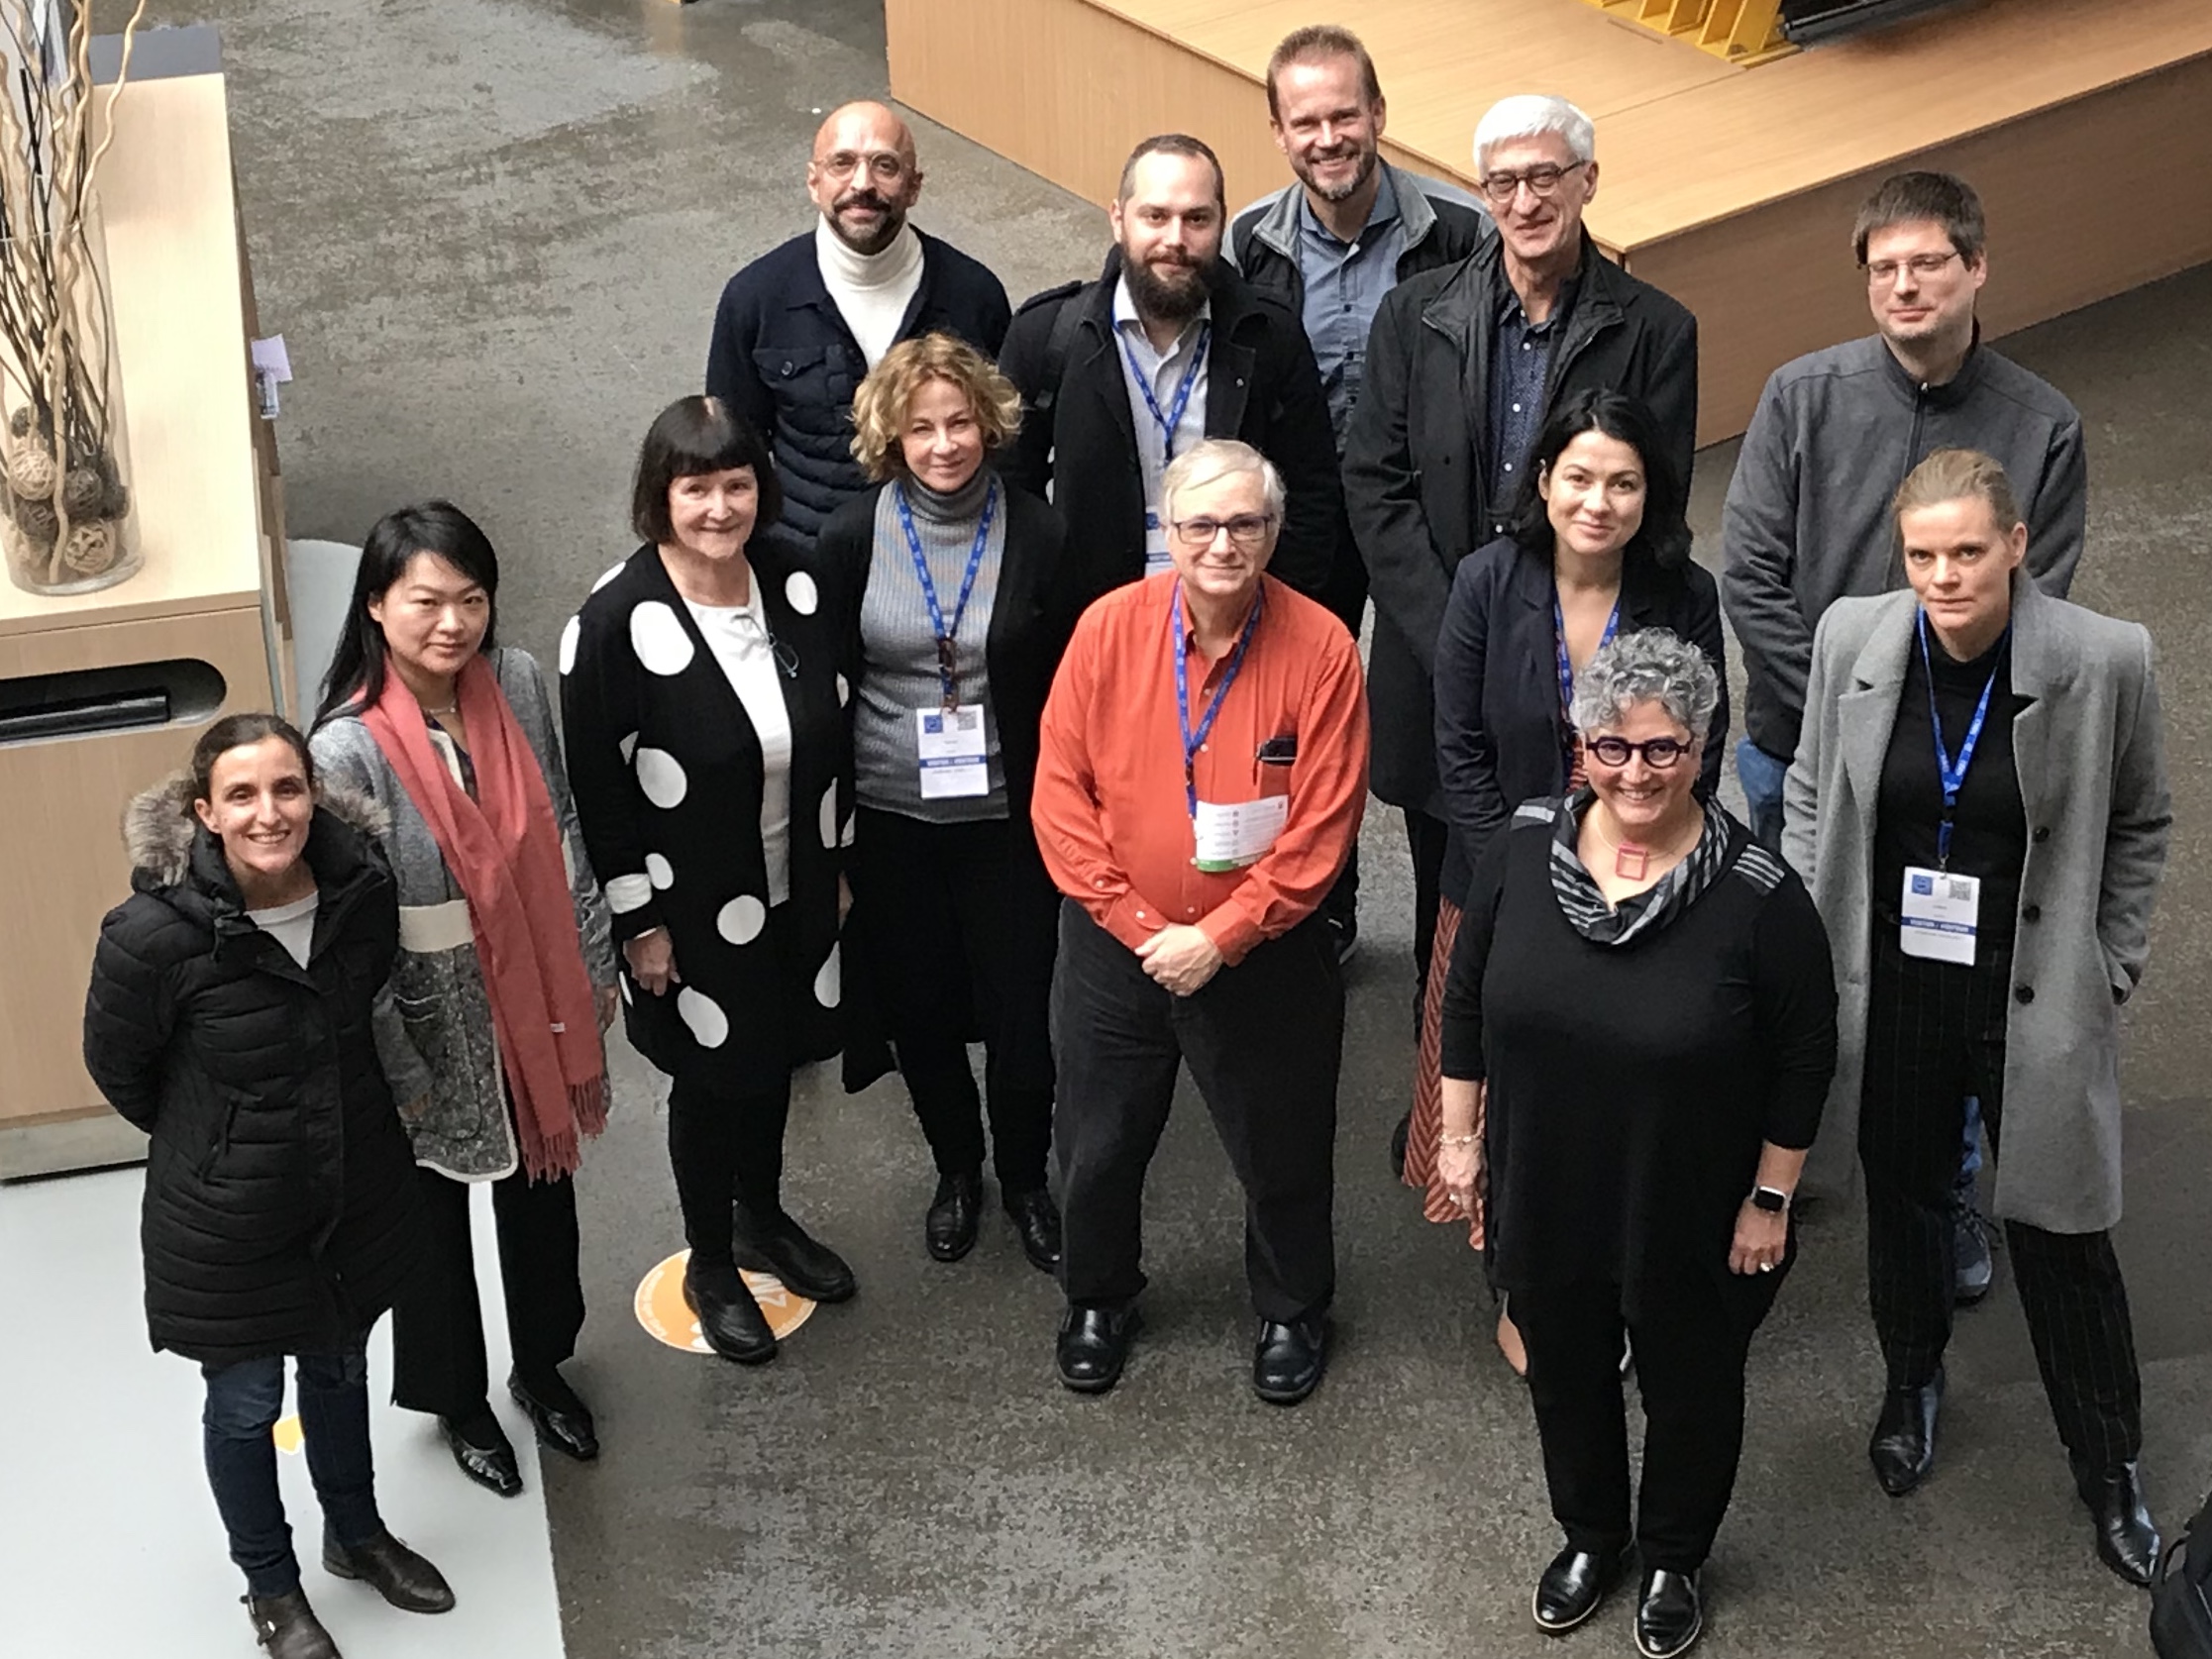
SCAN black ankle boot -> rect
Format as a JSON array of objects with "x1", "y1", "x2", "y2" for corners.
[
  {"x1": 244, "y1": 1589, "x2": 340, "y2": 1658},
  {"x1": 2072, "y1": 1456, "x2": 2161, "y2": 1586}
]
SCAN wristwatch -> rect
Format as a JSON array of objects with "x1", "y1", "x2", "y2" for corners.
[{"x1": 1749, "y1": 1186, "x2": 1792, "y2": 1214}]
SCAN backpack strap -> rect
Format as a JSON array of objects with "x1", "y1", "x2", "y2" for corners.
[{"x1": 1030, "y1": 282, "x2": 1092, "y2": 415}]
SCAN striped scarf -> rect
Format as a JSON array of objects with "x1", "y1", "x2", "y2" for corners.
[{"x1": 1544, "y1": 789, "x2": 1732, "y2": 948}]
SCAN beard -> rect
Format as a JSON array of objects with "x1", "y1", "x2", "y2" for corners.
[
  {"x1": 827, "y1": 188, "x2": 906, "y2": 256},
  {"x1": 1297, "y1": 143, "x2": 1377, "y2": 204},
  {"x1": 1124, "y1": 250, "x2": 1216, "y2": 328}
]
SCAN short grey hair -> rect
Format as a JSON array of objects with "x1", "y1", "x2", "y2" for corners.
[
  {"x1": 1160, "y1": 438, "x2": 1287, "y2": 526},
  {"x1": 1473, "y1": 94, "x2": 1594, "y2": 173},
  {"x1": 1568, "y1": 628, "x2": 1718, "y2": 740}
]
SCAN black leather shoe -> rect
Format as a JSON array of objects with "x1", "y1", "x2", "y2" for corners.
[
  {"x1": 1531, "y1": 1541, "x2": 1631, "y2": 1633},
  {"x1": 1056, "y1": 1302, "x2": 1138, "y2": 1394},
  {"x1": 2073, "y1": 1457, "x2": 2161, "y2": 1587},
  {"x1": 1253, "y1": 1316, "x2": 1328, "y2": 1405},
  {"x1": 684, "y1": 1260, "x2": 778, "y2": 1365},
  {"x1": 925, "y1": 1171, "x2": 983, "y2": 1263},
  {"x1": 1868, "y1": 1367, "x2": 1944, "y2": 1497},
  {"x1": 322, "y1": 1528, "x2": 456, "y2": 1613},
  {"x1": 1634, "y1": 1567, "x2": 1703, "y2": 1658},
  {"x1": 1389, "y1": 1110, "x2": 1411, "y2": 1179},
  {"x1": 1002, "y1": 1185, "x2": 1063, "y2": 1273},
  {"x1": 508, "y1": 1367, "x2": 598, "y2": 1462},
  {"x1": 734, "y1": 1208, "x2": 857, "y2": 1302},
  {"x1": 1952, "y1": 1200, "x2": 1995, "y2": 1304},
  {"x1": 439, "y1": 1409, "x2": 522, "y2": 1498},
  {"x1": 244, "y1": 1590, "x2": 340, "y2": 1659}
]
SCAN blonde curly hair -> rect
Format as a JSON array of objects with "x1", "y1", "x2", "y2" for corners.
[{"x1": 848, "y1": 332, "x2": 1023, "y2": 482}]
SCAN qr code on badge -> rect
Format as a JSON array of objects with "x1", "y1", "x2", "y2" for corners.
[
  {"x1": 1946, "y1": 877, "x2": 1975, "y2": 900},
  {"x1": 1911, "y1": 874, "x2": 1935, "y2": 896}
]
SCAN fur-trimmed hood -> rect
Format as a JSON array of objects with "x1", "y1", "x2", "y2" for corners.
[{"x1": 123, "y1": 769, "x2": 389, "y2": 888}]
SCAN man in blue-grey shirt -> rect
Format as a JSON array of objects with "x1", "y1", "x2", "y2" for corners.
[{"x1": 1232, "y1": 24, "x2": 1489, "y2": 966}]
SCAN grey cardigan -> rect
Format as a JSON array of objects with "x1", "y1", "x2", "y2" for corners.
[
  {"x1": 1781, "y1": 580, "x2": 2168, "y2": 1232},
  {"x1": 311, "y1": 647, "x2": 617, "y2": 1181}
]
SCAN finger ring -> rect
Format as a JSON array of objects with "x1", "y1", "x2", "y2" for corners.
[{"x1": 1758, "y1": 1261, "x2": 1773, "y2": 1273}]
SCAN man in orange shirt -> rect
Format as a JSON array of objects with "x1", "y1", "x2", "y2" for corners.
[{"x1": 1032, "y1": 438, "x2": 1369, "y2": 1403}]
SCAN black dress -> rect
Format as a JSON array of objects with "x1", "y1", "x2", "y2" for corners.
[{"x1": 561, "y1": 532, "x2": 850, "y2": 1091}]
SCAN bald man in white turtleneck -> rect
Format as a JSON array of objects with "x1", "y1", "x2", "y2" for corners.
[{"x1": 707, "y1": 101, "x2": 1013, "y2": 539}]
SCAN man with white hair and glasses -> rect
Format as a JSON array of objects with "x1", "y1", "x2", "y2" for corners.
[
  {"x1": 1031, "y1": 439, "x2": 1367, "y2": 1406},
  {"x1": 1344, "y1": 93, "x2": 1698, "y2": 1172}
]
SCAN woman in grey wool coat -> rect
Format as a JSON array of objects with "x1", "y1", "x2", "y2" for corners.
[
  {"x1": 1784, "y1": 448, "x2": 2170, "y2": 1586},
  {"x1": 313, "y1": 501, "x2": 618, "y2": 1500}
]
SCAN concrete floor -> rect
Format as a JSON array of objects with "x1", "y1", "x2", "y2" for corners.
[{"x1": 138, "y1": 1, "x2": 2211, "y2": 1654}]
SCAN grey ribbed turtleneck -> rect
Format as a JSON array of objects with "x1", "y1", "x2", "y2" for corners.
[{"x1": 854, "y1": 467, "x2": 1009, "y2": 821}]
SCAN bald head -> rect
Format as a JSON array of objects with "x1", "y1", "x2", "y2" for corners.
[{"x1": 808, "y1": 101, "x2": 923, "y2": 255}]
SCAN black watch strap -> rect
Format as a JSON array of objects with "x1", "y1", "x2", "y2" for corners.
[{"x1": 1750, "y1": 1185, "x2": 1791, "y2": 1213}]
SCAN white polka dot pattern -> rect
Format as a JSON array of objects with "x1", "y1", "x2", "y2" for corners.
[
  {"x1": 785, "y1": 570, "x2": 818, "y2": 616},
  {"x1": 812, "y1": 944, "x2": 841, "y2": 1009},
  {"x1": 629, "y1": 600, "x2": 694, "y2": 675},
  {"x1": 818, "y1": 784, "x2": 838, "y2": 850},
  {"x1": 617, "y1": 731, "x2": 638, "y2": 764},
  {"x1": 677, "y1": 986, "x2": 729, "y2": 1048},
  {"x1": 716, "y1": 894, "x2": 767, "y2": 946},
  {"x1": 835, "y1": 673, "x2": 850, "y2": 707},
  {"x1": 558, "y1": 615, "x2": 580, "y2": 675},
  {"x1": 635, "y1": 747, "x2": 687, "y2": 809},
  {"x1": 591, "y1": 562, "x2": 625, "y2": 592},
  {"x1": 646, "y1": 854, "x2": 674, "y2": 889}
]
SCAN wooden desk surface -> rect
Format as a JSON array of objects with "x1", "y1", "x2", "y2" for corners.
[
  {"x1": 0, "y1": 71, "x2": 261, "y2": 638},
  {"x1": 1085, "y1": 0, "x2": 2212, "y2": 253}
]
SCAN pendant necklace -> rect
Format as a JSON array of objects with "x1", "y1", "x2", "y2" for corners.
[{"x1": 1588, "y1": 808, "x2": 1691, "y2": 881}]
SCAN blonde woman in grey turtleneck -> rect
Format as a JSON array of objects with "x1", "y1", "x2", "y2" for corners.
[{"x1": 817, "y1": 333, "x2": 1088, "y2": 1275}]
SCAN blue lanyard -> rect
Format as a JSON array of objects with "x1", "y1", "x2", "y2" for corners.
[
  {"x1": 1120, "y1": 321, "x2": 1211, "y2": 463},
  {"x1": 1553, "y1": 588, "x2": 1621, "y2": 721},
  {"x1": 1916, "y1": 610, "x2": 2006, "y2": 868},
  {"x1": 1170, "y1": 579, "x2": 1262, "y2": 818},
  {"x1": 894, "y1": 478, "x2": 998, "y2": 707}
]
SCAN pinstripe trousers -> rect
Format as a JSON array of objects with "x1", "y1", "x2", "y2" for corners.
[{"x1": 1859, "y1": 932, "x2": 2143, "y2": 1472}]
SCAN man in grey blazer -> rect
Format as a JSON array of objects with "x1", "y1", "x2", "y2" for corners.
[{"x1": 1783, "y1": 450, "x2": 2169, "y2": 1585}]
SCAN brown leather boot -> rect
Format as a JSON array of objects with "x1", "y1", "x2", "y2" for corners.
[{"x1": 244, "y1": 1589, "x2": 341, "y2": 1658}]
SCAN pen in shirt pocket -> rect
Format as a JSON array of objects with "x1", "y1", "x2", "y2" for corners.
[{"x1": 1256, "y1": 733, "x2": 1296, "y2": 797}]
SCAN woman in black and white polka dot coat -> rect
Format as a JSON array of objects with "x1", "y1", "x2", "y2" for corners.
[{"x1": 562, "y1": 396, "x2": 855, "y2": 1365}]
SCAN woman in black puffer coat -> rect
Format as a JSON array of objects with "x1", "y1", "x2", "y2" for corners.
[{"x1": 83, "y1": 714, "x2": 454, "y2": 1659}]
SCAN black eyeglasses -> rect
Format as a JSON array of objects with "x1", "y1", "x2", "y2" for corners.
[
  {"x1": 736, "y1": 612, "x2": 800, "y2": 680},
  {"x1": 1863, "y1": 251, "x2": 1960, "y2": 286},
  {"x1": 1582, "y1": 734, "x2": 1695, "y2": 770},
  {"x1": 1169, "y1": 513, "x2": 1277, "y2": 550},
  {"x1": 1477, "y1": 160, "x2": 1586, "y2": 204}
]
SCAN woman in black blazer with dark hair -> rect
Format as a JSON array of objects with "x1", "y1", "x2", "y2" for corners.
[
  {"x1": 1405, "y1": 388, "x2": 1728, "y2": 1371},
  {"x1": 816, "y1": 332, "x2": 1084, "y2": 1272}
]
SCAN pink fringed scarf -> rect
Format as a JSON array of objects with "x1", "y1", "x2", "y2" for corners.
[{"x1": 363, "y1": 657, "x2": 607, "y2": 1180}]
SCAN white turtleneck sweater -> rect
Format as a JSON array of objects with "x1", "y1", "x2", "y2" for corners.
[{"x1": 814, "y1": 217, "x2": 924, "y2": 368}]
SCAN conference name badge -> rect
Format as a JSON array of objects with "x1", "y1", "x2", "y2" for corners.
[
  {"x1": 1192, "y1": 795, "x2": 1288, "y2": 874},
  {"x1": 1899, "y1": 866, "x2": 1978, "y2": 967},
  {"x1": 915, "y1": 704, "x2": 989, "y2": 799}
]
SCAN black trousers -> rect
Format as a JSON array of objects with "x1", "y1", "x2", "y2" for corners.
[
  {"x1": 1859, "y1": 935, "x2": 2143, "y2": 1471},
  {"x1": 667, "y1": 1072, "x2": 792, "y2": 1274},
  {"x1": 1515, "y1": 1262, "x2": 1785, "y2": 1574},
  {"x1": 1050, "y1": 901, "x2": 1341, "y2": 1322},
  {"x1": 391, "y1": 1164, "x2": 584, "y2": 1416},
  {"x1": 851, "y1": 807, "x2": 1055, "y2": 1191},
  {"x1": 1406, "y1": 807, "x2": 1448, "y2": 1018}
]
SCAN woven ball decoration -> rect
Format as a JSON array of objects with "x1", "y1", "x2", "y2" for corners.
[
  {"x1": 7, "y1": 442, "x2": 56, "y2": 502},
  {"x1": 61, "y1": 465, "x2": 104, "y2": 518},
  {"x1": 61, "y1": 518, "x2": 116, "y2": 574},
  {"x1": 14, "y1": 496, "x2": 58, "y2": 547}
]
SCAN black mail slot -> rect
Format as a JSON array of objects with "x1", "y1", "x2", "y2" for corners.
[{"x1": 0, "y1": 658, "x2": 227, "y2": 748}]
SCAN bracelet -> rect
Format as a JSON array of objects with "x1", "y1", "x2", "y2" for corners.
[{"x1": 1438, "y1": 1131, "x2": 1479, "y2": 1147}]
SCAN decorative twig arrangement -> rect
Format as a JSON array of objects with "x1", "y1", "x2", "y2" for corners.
[{"x1": 0, "y1": 0, "x2": 150, "y2": 594}]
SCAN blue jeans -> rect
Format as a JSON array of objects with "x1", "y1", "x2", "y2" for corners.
[
  {"x1": 1736, "y1": 738, "x2": 1789, "y2": 853},
  {"x1": 201, "y1": 1342, "x2": 382, "y2": 1597}
]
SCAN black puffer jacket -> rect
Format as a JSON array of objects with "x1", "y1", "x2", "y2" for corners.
[{"x1": 82, "y1": 776, "x2": 427, "y2": 1365}]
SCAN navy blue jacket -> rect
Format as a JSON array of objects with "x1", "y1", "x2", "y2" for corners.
[
  {"x1": 1433, "y1": 534, "x2": 1727, "y2": 898},
  {"x1": 706, "y1": 230, "x2": 1012, "y2": 539}
]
